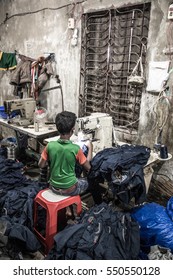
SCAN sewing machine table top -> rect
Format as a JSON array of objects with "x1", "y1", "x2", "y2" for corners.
[{"x1": 0, "y1": 118, "x2": 58, "y2": 139}]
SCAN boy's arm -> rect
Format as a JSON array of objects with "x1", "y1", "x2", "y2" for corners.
[
  {"x1": 82, "y1": 159, "x2": 91, "y2": 172},
  {"x1": 76, "y1": 148, "x2": 91, "y2": 172},
  {"x1": 38, "y1": 157, "x2": 47, "y2": 168},
  {"x1": 38, "y1": 146, "x2": 48, "y2": 168}
]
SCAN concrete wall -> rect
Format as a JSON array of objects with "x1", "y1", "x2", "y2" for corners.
[{"x1": 0, "y1": 0, "x2": 173, "y2": 177}]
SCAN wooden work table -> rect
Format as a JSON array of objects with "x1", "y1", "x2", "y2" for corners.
[
  {"x1": 0, "y1": 118, "x2": 58, "y2": 139},
  {"x1": 0, "y1": 118, "x2": 59, "y2": 154}
]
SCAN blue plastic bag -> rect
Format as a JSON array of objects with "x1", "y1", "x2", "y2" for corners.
[
  {"x1": 166, "y1": 197, "x2": 173, "y2": 221},
  {"x1": 131, "y1": 202, "x2": 173, "y2": 251}
]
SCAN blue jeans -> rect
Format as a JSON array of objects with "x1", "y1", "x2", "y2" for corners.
[{"x1": 49, "y1": 178, "x2": 89, "y2": 196}]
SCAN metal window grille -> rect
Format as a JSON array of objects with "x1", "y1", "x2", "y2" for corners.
[{"x1": 79, "y1": 3, "x2": 151, "y2": 131}]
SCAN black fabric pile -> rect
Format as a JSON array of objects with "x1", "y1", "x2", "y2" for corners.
[
  {"x1": 46, "y1": 202, "x2": 140, "y2": 260},
  {"x1": 88, "y1": 144, "x2": 151, "y2": 205},
  {"x1": 0, "y1": 147, "x2": 45, "y2": 259},
  {"x1": 0, "y1": 144, "x2": 150, "y2": 259}
]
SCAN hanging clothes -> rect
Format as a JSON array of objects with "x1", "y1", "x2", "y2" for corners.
[
  {"x1": 31, "y1": 57, "x2": 45, "y2": 100},
  {"x1": 31, "y1": 57, "x2": 54, "y2": 100},
  {"x1": 10, "y1": 60, "x2": 32, "y2": 85},
  {"x1": 0, "y1": 51, "x2": 17, "y2": 70}
]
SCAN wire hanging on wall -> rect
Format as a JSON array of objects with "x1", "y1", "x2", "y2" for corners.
[{"x1": 0, "y1": 0, "x2": 87, "y2": 27}]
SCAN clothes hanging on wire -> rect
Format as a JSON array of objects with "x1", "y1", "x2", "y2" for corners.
[
  {"x1": 0, "y1": 51, "x2": 17, "y2": 70},
  {"x1": 31, "y1": 59, "x2": 54, "y2": 100},
  {"x1": 10, "y1": 60, "x2": 32, "y2": 85}
]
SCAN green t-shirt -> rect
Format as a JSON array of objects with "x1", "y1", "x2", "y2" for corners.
[{"x1": 46, "y1": 139, "x2": 86, "y2": 189}]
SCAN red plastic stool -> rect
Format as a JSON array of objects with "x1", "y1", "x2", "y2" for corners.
[{"x1": 33, "y1": 188, "x2": 82, "y2": 254}]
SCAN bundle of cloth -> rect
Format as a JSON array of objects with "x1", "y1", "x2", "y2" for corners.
[{"x1": 0, "y1": 147, "x2": 45, "y2": 259}]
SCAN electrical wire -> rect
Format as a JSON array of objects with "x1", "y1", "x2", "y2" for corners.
[
  {"x1": 0, "y1": 0, "x2": 87, "y2": 27},
  {"x1": 119, "y1": 89, "x2": 167, "y2": 129},
  {"x1": 120, "y1": 60, "x2": 173, "y2": 132},
  {"x1": 153, "y1": 93, "x2": 170, "y2": 131},
  {"x1": 113, "y1": 88, "x2": 171, "y2": 140}
]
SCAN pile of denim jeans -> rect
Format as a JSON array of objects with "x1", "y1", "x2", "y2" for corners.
[
  {"x1": 46, "y1": 202, "x2": 140, "y2": 260},
  {"x1": 0, "y1": 147, "x2": 45, "y2": 259}
]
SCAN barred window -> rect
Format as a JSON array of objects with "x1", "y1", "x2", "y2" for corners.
[{"x1": 79, "y1": 3, "x2": 151, "y2": 132}]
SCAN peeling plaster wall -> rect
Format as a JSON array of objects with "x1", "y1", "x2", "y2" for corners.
[
  {"x1": 137, "y1": 0, "x2": 171, "y2": 146},
  {"x1": 0, "y1": 0, "x2": 83, "y2": 119},
  {"x1": 0, "y1": 0, "x2": 173, "y2": 177}
]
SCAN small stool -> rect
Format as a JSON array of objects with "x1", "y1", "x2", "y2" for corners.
[{"x1": 33, "y1": 188, "x2": 82, "y2": 254}]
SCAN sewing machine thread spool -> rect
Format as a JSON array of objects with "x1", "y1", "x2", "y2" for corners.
[{"x1": 160, "y1": 145, "x2": 168, "y2": 159}]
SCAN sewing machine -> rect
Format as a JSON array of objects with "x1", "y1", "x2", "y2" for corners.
[
  {"x1": 74, "y1": 112, "x2": 113, "y2": 154},
  {"x1": 4, "y1": 98, "x2": 36, "y2": 126},
  {"x1": 44, "y1": 112, "x2": 113, "y2": 154},
  {"x1": 44, "y1": 113, "x2": 113, "y2": 156}
]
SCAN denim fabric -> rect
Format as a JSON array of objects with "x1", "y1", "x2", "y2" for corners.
[
  {"x1": 88, "y1": 145, "x2": 151, "y2": 205},
  {"x1": 8, "y1": 223, "x2": 41, "y2": 252},
  {"x1": 46, "y1": 202, "x2": 140, "y2": 260},
  {"x1": 0, "y1": 147, "x2": 45, "y2": 258},
  {"x1": 67, "y1": 178, "x2": 89, "y2": 195}
]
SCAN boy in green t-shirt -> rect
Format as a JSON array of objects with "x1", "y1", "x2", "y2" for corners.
[{"x1": 38, "y1": 111, "x2": 92, "y2": 196}]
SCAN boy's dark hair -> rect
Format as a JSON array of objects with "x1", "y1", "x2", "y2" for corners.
[{"x1": 55, "y1": 111, "x2": 77, "y2": 135}]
